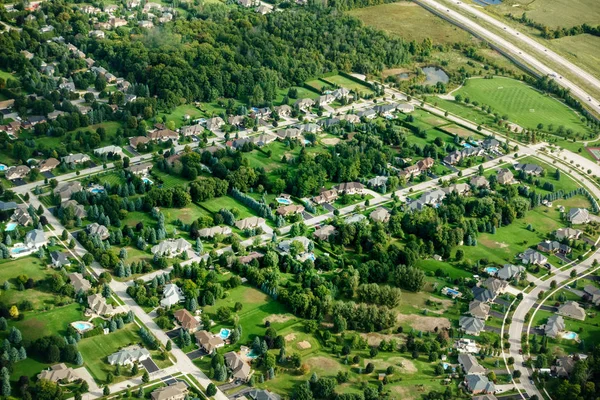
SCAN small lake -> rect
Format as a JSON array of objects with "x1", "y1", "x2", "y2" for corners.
[{"x1": 421, "y1": 67, "x2": 449, "y2": 85}]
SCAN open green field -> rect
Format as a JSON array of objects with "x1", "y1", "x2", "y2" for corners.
[
  {"x1": 157, "y1": 104, "x2": 204, "y2": 129},
  {"x1": 486, "y1": 0, "x2": 600, "y2": 28},
  {"x1": 78, "y1": 323, "x2": 142, "y2": 383},
  {"x1": 323, "y1": 75, "x2": 374, "y2": 95},
  {"x1": 0, "y1": 256, "x2": 49, "y2": 284},
  {"x1": 9, "y1": 303, "x2": 84, "y2": 342},
  {"x1": 549, "y1": 35, "x2": 600, "y2": 81},
  {"x1": 0, "y1": 69, "x2": 16, "y2": 82},
  {"x1": 152, "y1": 170, "x2": 193, "y2": 189},
  {"x1": 275, "y1": 86, "x2": 320, "y2": 103},
  {"x1": 454, "y1": 77, "x2": 590, "y2": 136},
  {"x1": 198, "y1": 196, "x2": 259, "y2": 220},
  {"x1": 305, "y1": 79, "x2": 333, "y2": 93},
  {"x1": 348, "y1": 2, "x2": 473, "y2": 44}
]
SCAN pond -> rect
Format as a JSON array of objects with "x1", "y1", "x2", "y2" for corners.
[
  {"x1": 398, "y1": 72, "x2": 410, "y2": 80},
  {"x1": 421, "y1": 66, "x2": 449, "y2": 85}
]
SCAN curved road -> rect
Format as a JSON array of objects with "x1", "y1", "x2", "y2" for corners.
[{"x1": 415, "y1": 0, "x2": 600, "y2": 115}]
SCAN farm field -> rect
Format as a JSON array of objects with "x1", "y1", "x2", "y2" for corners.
[
  {"x1": 548, "y1": 35, "x2": 600, "y2": 82},
  {"x1": 348, "y1": 2, "x2": 473, "y2": 44},
  {"x1": 454, "y1": 77, "x2": 590, "y2": 136},
  {"x1": 484, "y1": 0, "x2": 600, "y2": 28}
]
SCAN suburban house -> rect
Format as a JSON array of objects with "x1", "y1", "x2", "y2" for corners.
[
  {"x1": 50, "y1": 251, "x2": 70, "y2": 268},
  {"x1": 340, "y1": 113, "x2": 361, "y2": 124},
  {"x1": 151, "y1": 238, "x2": 192, "y2": 257},
  {"x1": 482, "y1": 137, "x2": 501, "y2": 151},
  {"x1": 5, "y1": 165, "x2": 30, "y2": 180},
  {"x1": 554, "y1": 227, "x2": 582, "y2": 241},
  {"x1": 369, "y1": 207, "x2": 390, "y2": 223},
  {"x1": 274, "y1": 104, "x2": 292, "y2": 117},
  {"x1": 537, "y1": 240, "x2": 571, "y2": 255},
  {"x1": 11, "y1": 207, "x2": 32, "y2": 226},
  {"x1": 38, "y1": 157, "x2": 60, "y2": 172},
  {"x1": 334, "y1": 182, "x2": 364, "y2": 195},
  {"x1": 317, "y1": 94, "x2": 335, "y2": 106},
  {"x1": 544, "y1": 315, "x2": 565, "y2": 338},
  {"x1": 518, "y1": 249, "x2": 548, "y2": 266},
  {"x1": 148, "y1": 129, "x2": 178, "y2": 142},
  {"x1": 205, "y1": 117, "x2": 225, "y2": 132},
  {"x1": 277, "y1": 128, "x2": 302, "y2": 140},
  {"x1": 246, "y1": 389, "x2": 281, "y2": 400},
  {"x1": 25, "y1": 229, "x2": 47, "y2": 249},
  {"x1": 496, "y1": 264, "x2": 525, "y2": 281},
  {"x1": 235, "y1": 217, "x2": 265, "y2": 230},
  {"x1": 224, "y1": 351, "x2": 252, "y2": 382},
  {"x1": 276, "y1": 204, "x2": 305, "y2": 217},
  {"x1": 87, "y1": 223, "x2": 110, "y2": 240},
  {"x1": 62, "y1": 153, "x2": 91, "y2": 165},
  {"x1": 61, "y1": 200, "x2": 87, "y2": 219},
  {"x1": 557, "y1": 301, "x2": 586, "y2": 321},
  {"x1": 195, "y1": 330, "x2": 225, "y2": 354},
  {"x1": 95, "y1": 145, "x2": 124, "y2": 157},
  {"x1": 198, "y1": 226, "x2": 232, "y2": 238},
  {"x1": 294, "y1": 98, "x2": 314, "y2": 111},
  {"x1": 443, "y1": 147, "x2": 484, "y2": 165},
  {"x1": 239, "y1": 252, "x2": 264, "y2": 264},
  {"x1": 0, "y1": 201, "x2": 17, "y2": 212},
  {"x1": 357, "y1": 109, "x2": 376, "y2": 119},
  {"x1": 68, "y1": 272, "x2": 91, "y2": 293},
  {"x1": 400, "y1": 157, "x2": 434, "y2": 178},
  {"x1": 296, "y1": 123, "x2": 320, "y2": 134},
  {"x1": 465, "y1": 374, "x2": 495, "y2": 394},
  {"x1": 278, "y1": 236, "x2": 312, "y2": 253},
  {"x1": 37, "y1": 364, "x2": 81, "y2": 383},
  {"x1": 181, "y1": 124, "x2": 204, "y2": 136},
  {"x1": 128, "y1": 162, "x2": 153, "y2": 175},
  {"x1": 313, "y1": 225, "x2": 336, "y2": 241},
  {"x1": 568, "y1": 208, "x2": 590, "y2": 225},
  {"x1": 54, "y1": 181, "x2": 83, "y2": 202},
  {"x1": 312, "y1": 189, "x2": 338, "y2": 205},
  {"x1": 468, "y1": 300, "x2": 490, "y2": 320},
  {"x1": 472, "y1": 277, "x2": 508, "y2": 303},
  {"x1": 87, "y1": 293, "x2": 115, "y2": 316},
  {"x1": 151, "y1": 382, "x2": 188, "y2": 400},
  {"x1": 160, "y1": 284, "x2": 185, "y2": 308},
  {"x1": 459, "y1": 316, "x2": 485, "y2": 336},
  {"x1": 367, "y1": 176, "x2": 388, "y2": 189},
  {"x1": 583, "y1": 285, "x2": 600, "y2": 306},
  {"x1": 173, "y1": 309, "x2": 199, "y2": 332},
  {"x1": 552, "y1": 356, "x2": 577, "y2": 378},
  {"x1": 129, "y1": 136, "x2": 151, "y2": 148},
  {"x1": 458, "y1": 354, "x2": 486, "y2": 375},
  {"x1": 228, "y1": 115, "x2": 245, "y2": 127},
  {"x1": 345, "y1": 214, "x2": 367, "y2": 225},
  {"x1": 107, "y1": 346, "x2": 151, "y2": 365},
  {"x1": 455, "y1": 338, "x2": 480, "y2": 354},
  {"x1": 514, "y1": 163, "x2": 543, "y2": 176},
  {"x1": 496, "y1": 169, "x2": 514, "y2": 185},
  {"x1": 332, "y1": 87, "x2": 350, "y2": 100},
  {"x1": 470, "y1": 175, "x2": 489, "y2": 189}
]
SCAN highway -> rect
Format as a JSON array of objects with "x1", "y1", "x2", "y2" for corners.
[{"x1": 414, "y1": 0, "x2": 600, "y2": 116}]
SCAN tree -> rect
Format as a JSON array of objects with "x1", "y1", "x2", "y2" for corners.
[
  {"x1": 166, "y1": 340, "x2": 172, "y2": 351},
  {"x1": 103, "y1": 386, "x2": 110, "y2": 396},
  {"x1": 75, "y1": 352, "x2": 83, "y2": 366},
  {"x1": 207, "y1": 383, "x2": 217, "y2": 397},
  {"x1": 9, "y1": 305, "x2": 18, "y2": 319},
  {"x1": 142, "y1": 370, "x2": 149, "y2": 383},
  {"x1": 365, "y1": 362, "x2": 375, "y2": 373}
]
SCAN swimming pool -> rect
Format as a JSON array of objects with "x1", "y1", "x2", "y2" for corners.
[
  {"x1": 463, "y1": 143, "x2": 473, "y2": 148},
  {"x1": 562, "y1": 331, "x2": 578, "y2": 340},
  {"x1": 219, "y1": 328, "x2": 231, "y2": 340},
  {"x1": 247, "y1": 349, "x2": 259, "y2": 359},
  {"x1": 91, "y1": 188, "x2": 103, "y2": 194},
  {"x1": 306, "y1": 252, "x2": 316, "y2": 261},
  {"x1": 5, "y1": 222, "x2": 17, "y2": 231},
  {"x1": 484, "y1": 267, "x2": 498, "y2": 274},
  {"x1": 276, "y1": 198, "x2": 292, "y2": 205},
  {"x1": 442, "y1": 362, "x2": 454, "y2": 372},
  {"x1": 0, "y1": 164, "x2": 6, "y2": 171},
  {"x1": 142, "y1": 177, "x2": 154, "y2": 185},
  {"x1": 445, "y1": 289, "x2": 460, "y2": 296},
  {"x1": 71, "y1": 321, "x2": 94, "y2": 333},
  {"x1": 10, "y1": 246, "x2": 29, "y2": 255}
]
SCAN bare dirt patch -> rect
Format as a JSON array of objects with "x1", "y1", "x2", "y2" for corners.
[
  {"x1": 306, "y1": 356, "x2": 340, "y2": 372},
  {"x1": 284, "y1": 333, "x2": 296, "y2": 342},
  {"x1": 297, "y1": 340, "x2": 312, "y2": 350},
  {"x1": 263, "y1": 315, "x2": 293, "y2": 324},
  {"x1": 396, "y1": 314, "x2": 450, "y2": 331},
  {"x1": 360, "y1": 332, "x2": 403, "y2": 347},
  {"x1": 364, "y1": 357, "x2": 417, "y2": 374},
  {"x1": 321, "y1": 138, "x2": 340, "y2": 145},
  {"x1": 243, "y1": 288, "x2": 267, "y2": 304}
]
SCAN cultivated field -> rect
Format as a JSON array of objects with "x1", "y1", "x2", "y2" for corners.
[
  {"x1": 454, "y1": 77, "x2": 590, "y2": 135},
  {"x1": 348, "y1": 2, "x2": 473, "y2": 44}
]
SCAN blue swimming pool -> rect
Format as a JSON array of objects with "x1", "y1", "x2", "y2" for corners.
[
  {"x1": 276, "y1": 198, "x2": 292, "y2": 205},
  {"x1": 71, "y1": 321, "x2": 94, "y2": 333},
  {"x1": 142, "y1": 177, "x2": 154, "y2": 185},
  {"x1": 446, "y1": 289, "x2": 460, "y2": 296},
  {"x1": 0, "y1": 164, "x2": 6, "y2": 171},
  {"x1": 5, "y1": 222, "x2": 17, "y2": 231},
  {"x1": 485, "y1": 267, "x2": 498, "y2": 274},
  {"x1": 91, "y1": 188, "x2": 104, "y2": 194},
  {"x1": 219, "y1": 328, "x2": 231, "y2": 340},
  {"x1": 247, "y1": 349, "x2": 259, "y2": 359},
  {"x1": 562, "y1": 331, "x2": 577, "y2": 340},
  {"x1": 463, "y1": 143, "x2": 473, "y2": 148},
  {"x1": 10, "y1": 247, "x2": 28, "y2": 255}
]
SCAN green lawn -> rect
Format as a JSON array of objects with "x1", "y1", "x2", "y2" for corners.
[
  {"x1": 488, "y1": 0, "x2": 600, "y2": 28},
  {"x1": 152, "y1": 170, "x2": 193, "y2": 190},
  {"x1": 549, "y1": 35, "x2": 600, "y2": 83},
  {"x1": 531, "y1": 309, "x2": 600, "y2": 355},
  {"x1": 78, "y1": 323, "x2": 143, "y2": 383},
  {"x1": 9, "y1": 303, "x2": 84, "y2": 342},
  {"x1": 0, "y1": 256, "x2": 49, "y2": 284},
  {"x1": 275, "y1": 86, "x2": 320, "y2": 103},
  {"x1": 157, "y1": 104, "x2": 205, "y2": 129},
  {"x1": 198, "y1": 196, "x2": 258, "y2": 220},
  {"x1": 323, "y1": 74, "x2": 375, "y2": 95},
  {"x1": 454, "y1": 77, "x2": 590, "y2": 137}
]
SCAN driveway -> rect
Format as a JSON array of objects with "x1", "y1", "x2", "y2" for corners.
[
  {"x1": 41, "y1": 171, "x2": 55, "y2": 179},
  {"x1": 166, "y1": 328, "x2": 181, "y2": 339},
  {"x1": 218, "y1": 381, "x2": 243, "y2": 392},
  {"x1": 302, "y1": 211, "x2": 314, "y2": 221},
  {"x1": 484, "y1": 325, "x2": 501, "y2": 334},
  {"x1": 126, "y1": 145, "x2": 140, "y2": 156},
  {"x1": 10, "y1": 178, "x2": 26, "y2": 186},
  {"x1": 186, "y1": 349, "x2": 207, "y2": 360},
  {"x1": 532, "y1": 303, "x2": 557, "y2": 312},
  {"x1": 322, "y1": 203, "x2": 335, "y2": 212},
  {"x1": 141, "y1": 357, "x2": 160, "y2": 374}
]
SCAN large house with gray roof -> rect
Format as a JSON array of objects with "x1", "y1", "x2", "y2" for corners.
[{"x1": 108, "y1": 345, "x2": 150, "y2": 365}]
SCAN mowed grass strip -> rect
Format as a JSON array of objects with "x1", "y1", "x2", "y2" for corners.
[
  {"x1": 10, "y1": 303, "x2": 84, "y2": 342},
  {"x1": 455, "y1": 77, "x2": 590, "y2": 135}
]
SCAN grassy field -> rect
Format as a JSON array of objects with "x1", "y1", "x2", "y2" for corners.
[
  {"x1": 323, "y1": 75, "x2": 374, "y2": 95},
  {"x1": 348, "y1": 2, "x2": 473, "y2": 44},
  {"x1": 274, "y1": 86, "x2": 320, "y2": 103},
  {"x1": 0, "y1": 256, "x2": 50, "y2": 284},
  {"x1": 305, "y1": 79, "x2": 333, "y2": 93},
  {"x1": 486, "y1": 0, "x2": 600, "y2": 28},
  {"x1": 198, "y1": 196, "x2": 259, "y2": 220},
  {"x1": 549, "y1": 35, "x2": 600, "y2": 81},
  {"x1": 78, "y1": 323, "x2": 143, "y2": 383},
  {"x1": 9, "y1": 303, "x2": 84, "y2": 342},
  {"x1": 152, "y1": 170, "x2": 193, "y2": 190},
  {"x1": 454, "y1": 77, "x2": 590, "y2": 136}
]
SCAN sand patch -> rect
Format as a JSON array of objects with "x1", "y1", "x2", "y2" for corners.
[
  {"x1": 360, "y1": 332, "x2": 403, "y2": 347},
  {"x1": 243, "y1": 288, "x2": 267, "y2": 303},
  {"x1": 263, "y1": 314, "x2": 293, "y2": 324},
  {"x1": 321, "y1": 138, "x2": 340, "y2": 145},
  {"x1": 364, "y1": 357, "x2": 417, "y2": 374},
  {"x1": 495, "y1": 242, "x2": 509, "y2": 248},
  {"x1": 284, "y1": 333, "x2": 296, "y2": 342},
  {"x1": 396, "y1": 314, "x2": 450, "y2": 332},
  {"x1": 297, "y1": 340, "x2": 312, "y2": 350}
]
